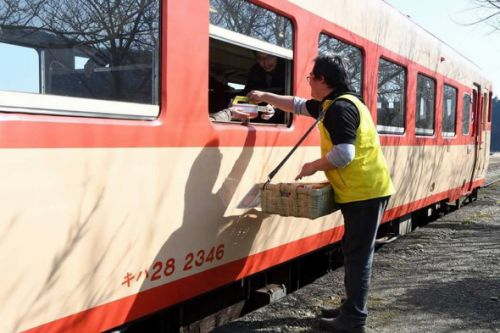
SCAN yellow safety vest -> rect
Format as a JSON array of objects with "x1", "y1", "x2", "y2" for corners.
[{"x1": 319, "y1": 94, "x2": 395, "y2": 203}]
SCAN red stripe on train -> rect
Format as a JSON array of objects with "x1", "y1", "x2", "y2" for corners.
[
  {"x1": 384, "y1": 179, "x2": 484, "y2": 220},
  {"x1": 22, "y1": 179, "x2": 483, "y2": 333}
]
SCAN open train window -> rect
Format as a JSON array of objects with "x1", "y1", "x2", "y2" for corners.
[
  {"x1": 209, "y1": 0, "x2": 293, "y2": 126},
  {"x1": 462, "y1": 93, "x2": 471, "y2": 135},
  {"x1": 415, "y1": 74, "x2": 436, "y2": 136},
  {"x1": 318, "y1": 33, "x2": 363, "y2": 95},
  {"x1": 376, "y1": 58, "x2": 406, "y2": 134},
  {"x1": 0, "y1": 0, "x2": 160, "y2": 119},
  {"x1": 442, "y1": 84, "x2": 457, "y2": 137}
]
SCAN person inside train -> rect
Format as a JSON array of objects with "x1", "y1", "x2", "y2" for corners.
[
  {"x1": 209, "y1": 51, "x2": 285, "y2": 122},
  {"x1": 246, "y1": 53, "x2": 395, "y2": 333}
]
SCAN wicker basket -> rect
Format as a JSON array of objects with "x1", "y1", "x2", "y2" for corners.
[{"x1": 261, "y1": 182, "x2": 338, "y2": 219}]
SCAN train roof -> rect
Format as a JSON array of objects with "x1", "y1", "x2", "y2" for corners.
[{"x1": 288, "y1": 0, "x2": 492, "y2": 91}]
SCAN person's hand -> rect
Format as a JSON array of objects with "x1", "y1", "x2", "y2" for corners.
[
  {"x1": 228, "y1": 106, "x2": 258, "y2": 120},
  {"x1": 247, "y1": 90, "x2": 267, "y2": 103},
  {"x1": 260, "y1": 104, "x2": 275, "y2": 120},
  {"x1": 295, "y1": 162, "x2": 317, "y2": 180}
]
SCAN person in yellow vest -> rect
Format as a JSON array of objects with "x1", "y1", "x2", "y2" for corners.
[{"x1": 247, "y1": 53, "x2": 394, "y2": 333}]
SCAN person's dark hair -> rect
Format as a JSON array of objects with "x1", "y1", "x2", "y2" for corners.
[{"x1": 312, "y1": 53, "x2": 351, "y2": 91}]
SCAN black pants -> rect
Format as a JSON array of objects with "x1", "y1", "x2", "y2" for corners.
[{"x1": 338, "y1": 196, "x2": 390, "y2": 326}]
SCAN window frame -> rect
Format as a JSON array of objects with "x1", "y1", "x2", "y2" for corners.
[
  {"x1": 441, "y1": 84, "x2": 458, "y2": 138},
  {"x1": 208, "y1": 0, "x2": 295, "y2": 126},
  {"x1": 415, "y1": 73, "x2": 436, "y2": 136},
  {"x1": 376, "y1": 57, "x2": 407, "y2": 135},
  {"x1": 209, "y1": 25, "x2": 293, "y2": 61}
]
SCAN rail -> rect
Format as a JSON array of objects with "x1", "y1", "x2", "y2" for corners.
[{"x1": 485, "y1": 154, "x2": 500, "y2": 187}]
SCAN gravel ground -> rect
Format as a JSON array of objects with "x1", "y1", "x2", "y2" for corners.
[{"x1": 216, "y1": 155, "x2": 500, "y2": 333}]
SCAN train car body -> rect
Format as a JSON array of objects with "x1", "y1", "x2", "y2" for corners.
[{"x1": 0, "y1": 0, "x2": 492, "y2": 332}]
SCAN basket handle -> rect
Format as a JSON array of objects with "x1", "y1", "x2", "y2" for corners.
[{"x1": 266, "y1": 110, "x2": 325, "y2": 185}]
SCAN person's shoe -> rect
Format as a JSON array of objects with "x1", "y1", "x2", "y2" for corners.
[
  {"x1": 320, "y1": 306, "x2": 341, "y2": 318},
  {"x1": 319, "y1": 317, "x2": 366, "y2": 333},
  {"x1": 320, "y1": 297, "x2": 346, "y2": 318}
]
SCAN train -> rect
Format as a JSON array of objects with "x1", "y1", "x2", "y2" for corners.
[{"x1": 0, "y1": 0, "x2": 493, "y2": 332}]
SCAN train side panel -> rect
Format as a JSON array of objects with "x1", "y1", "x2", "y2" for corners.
[{"x1": 0, "y1": 0, "x2": 492, "y2": 332}]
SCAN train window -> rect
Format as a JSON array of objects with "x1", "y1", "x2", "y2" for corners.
[
  {"x1": 376, "y1": 58, "x2": 406, "y2": 134},
  {"x1": 318, "y1": 34, "x2": 363, "y2": 95},
  {"x1": 462, "y1": 94, "x2": 471, "y2": 135},
  {"x1": 209, "y1": 0, "x2": 293, "y2": 126},
  {"x1": 415, "y1": 74, "x2": 436, "y2": 136},
  {"x1": 0, "y1": 0, "x2": 160, "y2": 119},
  {"x1": 442, "y1": 85, "x2": 457, "y2": 137}
]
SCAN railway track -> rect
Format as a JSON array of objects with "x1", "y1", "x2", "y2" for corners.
[
  {"x1": 489, "y1": 161, "x2": 500, "y2": 168},
  {"x1": 485, "y1": 153, "x2": 500, "y2": 187}
]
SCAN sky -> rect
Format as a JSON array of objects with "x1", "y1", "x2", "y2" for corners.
[{"x1": 386, "y1": 0, "x2": 500, "y2": 97}]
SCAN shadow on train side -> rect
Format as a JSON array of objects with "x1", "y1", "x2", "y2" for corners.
[
  {"x1": 118, "y1": 127, "x2": 277, "y2": 332},
  {"x1": 11, "y1": 177, "x2": 119, "y2": 333}
]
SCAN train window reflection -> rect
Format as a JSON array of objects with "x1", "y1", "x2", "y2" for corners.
[
  {"x1": 318, "y1": 34, "x2": 363, "y2": 95},
  {"x1": 0, "y1": 43, "x2": 39, "y2": 93},
  {"x1": 442, "y1": 84, "x2": 457, "y2": 137},
  {"x1": 462, "y1": 94, "x2": 471, "y2": 135},
  {"x1": 416, "y1": 74, "x2": 436, "y2": 136},
  {"x1": 0, "y1": 0, "x2": 160, "y2": 106},
  {"x1": 376, "y1": 58, "x2": 406, "y2": 134},
  {"x1": 210, "y1": 0, "x2": 293, "y2": 50}
]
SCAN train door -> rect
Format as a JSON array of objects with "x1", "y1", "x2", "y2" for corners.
[
  {"x1": 481, "y1": 89, "x2": 491, "y2": 168},
  {"x1": 469, "y1": 85, "x2": 482, "y2": 190}
]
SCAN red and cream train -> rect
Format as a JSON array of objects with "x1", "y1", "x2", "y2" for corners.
[{"x1": 0, "y1": 0, "x2": 492, "y2": 332}]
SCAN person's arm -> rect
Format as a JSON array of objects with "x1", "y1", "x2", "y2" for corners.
[
  {"x1": 295, "y1": 144, "x2": 355, "y2": 180},
  {"x1": 209, "y1": 107, "x2": 259, "y2": 122},
  {"x1": 246, "y1": 91, "x2": 295, "y2": 113},
  {"x1": 209, "y1": 109, "x2": 232, "y2": 121},
  {"x1": 295, "y1": 156, "x2": 333, "y2": 180}
]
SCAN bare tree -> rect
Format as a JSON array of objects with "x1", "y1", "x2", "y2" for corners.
[
  {"x1": 0, "y1": 0, "x2": 45, "y2": 26},
  {"x1": 210, "y1": 0, "x2": 293, "y2": 49},
  {"x1": 467, "y1": 0, "x2": 500, "y2": 31},
  {"x1": 0, "y1": 0, "x2": 160, "y2": 103},
  {"x1": 318, "y1": 34, "x2": 363, "y2": 94},
  {"x1": 0, "y1": 0, "x2": 159, "y2": 65}
]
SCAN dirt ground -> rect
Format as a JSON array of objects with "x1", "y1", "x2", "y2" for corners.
[{"x1": 216, "y1": 155, "x2": 500, "y2": 333}]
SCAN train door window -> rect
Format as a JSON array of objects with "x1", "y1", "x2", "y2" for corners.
[
  {"x1": 415, "y1": 74, "x2": 436, "y2": 136},
  {"x1": 442, "y1": 84, "x2": 457, "y2": 137},
  {"x1": 462, "y1": 93, "x2": 471, "y2": 135},
  {"x1": 0, "y1": 0, "x2": 160, "y2": 119},
  {"x1": 318, "y1": 34, "x2": 363, "y2": 95},
  {"x1": 472, "y1": 89, "x2": 477, "y2": 125},
  {"x1": 376, "y1": 58, "x2": 406, "y2": 134},
  {"x1": 483, "y1": 92, "x2": 489, "y2": 126},
  {"x1": 209, "y1": 0, "x2": 293, "y2": 126}
]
